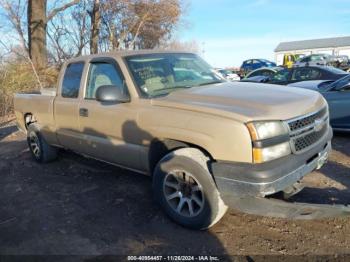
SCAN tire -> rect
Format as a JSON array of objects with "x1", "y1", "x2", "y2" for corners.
[
  {"x1": 152, "y1": 148, "x2": 228, "y2": 230},
  {"x1": 27, "y1": 124, "x2": 58, "y2": 163}
]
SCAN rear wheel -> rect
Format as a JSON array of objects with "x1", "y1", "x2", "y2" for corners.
[
  {"x1": 27, "y1": 124, "x2": 58, "y2": 163},
  {"x1": 153, "y1": 148, "x2": 228, "y2": 230}
]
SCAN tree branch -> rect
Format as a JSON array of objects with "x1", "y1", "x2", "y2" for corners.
[
  {"x1": 0, "y1": 0, "x2": 28, "y2": 52},
  {"x1": 47, "y1": 0, "x2": 80, "y2": 21}
]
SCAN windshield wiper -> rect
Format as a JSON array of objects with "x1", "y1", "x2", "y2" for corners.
[
  {"x1": 198, "y1": 80, "x2": 224, "y2": 86},
  {"x1": 149, "y1": 85, "x2": 192, "y2": 98},
  {"x1": 156, "y1": 85, "x2": 193, "y2": 92}
]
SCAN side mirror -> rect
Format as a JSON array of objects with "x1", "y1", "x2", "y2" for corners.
[{"x1": 95, "y1": 85, "x2": 130, "y2": 103}]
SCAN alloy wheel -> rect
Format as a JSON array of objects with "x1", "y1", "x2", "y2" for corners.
[
  {"x1": 29, "y1": 132, "x2": 41, "y2": 158},
  {"x1": 163, "y1": 170, "x2": 205, "y2": 217}
]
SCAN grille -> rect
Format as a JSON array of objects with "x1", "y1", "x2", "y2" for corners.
[
  {"x1": 293, "y1": 124, "x2": 328, "y2": 152},
  {"x1": 287, "y1": 107, "x2": 329, "y2": 153},
  {"x1": 288, "y1": 107, "x2": 327, "y2": 132}
]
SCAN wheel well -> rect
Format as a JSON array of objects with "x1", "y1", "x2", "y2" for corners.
[
  {"x1": 24, "y1": 113, "x2": 35, "y2": 129},
  {"x1": 148, "y1": 139, "x2": 212, "y2": 174}
]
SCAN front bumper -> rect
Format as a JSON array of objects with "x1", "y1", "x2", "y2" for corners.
[{"x1": 212, "y1": 128, "x2": 332, "y2": 199}]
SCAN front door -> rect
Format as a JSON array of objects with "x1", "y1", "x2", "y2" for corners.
[{"x1": 78, "y1": 59, "x2": 143, "y2": 170}]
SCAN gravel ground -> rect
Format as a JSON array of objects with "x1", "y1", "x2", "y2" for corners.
[{"x1": 0, "y1": 122, "x2": 349, "y2": 260}]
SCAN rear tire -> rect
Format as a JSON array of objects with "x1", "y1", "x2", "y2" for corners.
[
  {"x1": 27, "y1": 124, "x2": 58, "y2": 163},
  {"x1": 152, "y1": 148, "x2": 228, "y2": 230}
]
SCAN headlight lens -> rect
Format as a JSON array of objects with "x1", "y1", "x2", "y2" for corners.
[
  {"x1": 246, "y1": 121, "x2": 291, "y2": 163},
  {"x1": 247, "y1": 121, "x2": 288, "y2": 140},
  {"x1": 253, "y1": 142, "x2": 291, "y2": 163}
]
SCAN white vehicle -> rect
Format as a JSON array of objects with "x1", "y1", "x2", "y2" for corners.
[
  {"x1": 215, "y1": 68, "x2": 241, "y2": 81},
  {"x1": 293, "y1": 54, "x2": 335, "y2": 67}
]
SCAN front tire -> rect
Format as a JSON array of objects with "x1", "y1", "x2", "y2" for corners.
[
  {"x1": 27, "y1": 124, "x2": 58, "y2": 163},
  {"x1": 152, "y1": 148, "x2": 228, "y2": 230}
]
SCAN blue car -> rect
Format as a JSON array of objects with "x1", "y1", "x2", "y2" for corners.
[
  {"x1": 240, "y1": 59, "x2": 276, "y2": 76},
  {"x1": 289, "y1": 75, "x2": 350, "y2": 131}
]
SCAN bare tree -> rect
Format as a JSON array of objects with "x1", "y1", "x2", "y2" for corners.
[
  {"x1": 45, "y1": 1, "x2": 91, "y2": 64},
  {"x1": 97, "y1": 0, "x2": 182, "y2": 51},
  {"x1": 89, "y1": 0, "x2": 100, "y2": 54},
  {"x1": 133, "y1": 0, "x2": 181, "y2": 49},
  {"x1": 27, "y1": 0, "x2": 80, "y2": 69},
  {"x1": 161, "y1": 39, "x2": 199, "y2": 53},
  {"x1": 27, "y1": 0, "x2": 47, "y2": 69},
  {"x1": 0, "y1": 0, "x2": 28, "y2": 52}
]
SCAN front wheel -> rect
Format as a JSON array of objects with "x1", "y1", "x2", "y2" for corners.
[{"x1": 152, "y1": 148, "x2": 228, "y2": 230}]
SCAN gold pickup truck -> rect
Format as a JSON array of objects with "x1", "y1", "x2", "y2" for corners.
[{"x1": 14, "y1": 50, "x2": 332, "y2": 229}]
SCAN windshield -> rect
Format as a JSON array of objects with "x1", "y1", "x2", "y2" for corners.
[
  {"x1": 328, "y1": 74, "x2": 350, "y2": 90},
  {"x1": 125, "y1": 53, "x2": 224, "y2": 97},
  {"x1": 271, "y1": 68, "x2": 290, "y2": 82}
]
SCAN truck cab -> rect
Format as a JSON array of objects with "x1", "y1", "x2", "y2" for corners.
[{"x1": 283, "y1": 53, "x2": 305, "y2": 68}]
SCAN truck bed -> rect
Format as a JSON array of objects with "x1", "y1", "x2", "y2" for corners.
[{"x1": 14, "y1": 89, "x2": 56, "y2": 132}]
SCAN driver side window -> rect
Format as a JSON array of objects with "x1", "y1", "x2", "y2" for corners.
[
  {"x1": 291, "y1": 68, "x2": 321, "y2": 81},
  {"x1": 86, "y1": 62, "x2": 125, "y2": 99}
]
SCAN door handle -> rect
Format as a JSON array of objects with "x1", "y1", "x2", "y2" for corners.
[{"x1": 79, "y1": 108, "x2": 88, "y2": 117}]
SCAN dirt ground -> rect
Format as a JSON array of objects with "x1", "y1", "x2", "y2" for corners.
[{"x1": 0, "y1": 121, "x2": 349, "y2": 259}]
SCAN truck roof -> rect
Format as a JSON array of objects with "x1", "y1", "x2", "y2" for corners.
[{"x1": 66, "y1": 49, "x2": 194, "y2": 63}]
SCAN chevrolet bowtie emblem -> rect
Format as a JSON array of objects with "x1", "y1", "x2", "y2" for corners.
[{"x1": 314, "y1": 118, "x2": 324, "y2": 132}]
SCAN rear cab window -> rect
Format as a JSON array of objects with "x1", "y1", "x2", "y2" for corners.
[{"x1": 61, "y1": 62, "x2": 85, "y2": 98}]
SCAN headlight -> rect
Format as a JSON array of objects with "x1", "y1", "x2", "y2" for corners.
[
  {"x1": 246, "y1": 121, "x2": 288, "y2": 140},
  {"x1": 246, "y1": 121, "x2": 291, "y2": 163},
  {"x1": 253, "y1": 142, "x2": 291, "y2": 163}
]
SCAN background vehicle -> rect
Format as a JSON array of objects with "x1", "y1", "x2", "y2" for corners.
[
  {"x1": 288, "y1": 75, "x2": 350, "y2": 130},
  {"x1": 240, "y1": 59, "x2": 276, "y2": 77},
  {"x1": 293, "y1": 54, "x2": 336, "y2": 67},
  {"x1": 283, "y1": 53, "x2": 305, "y2": 68},
  {"x1": 334, "y1": 55, "x2": 350, "y2": 71},
  {"x1": 14, "y1": 51, "x2": 332, "y2": 230},
  {"x1": 244, "y1": 67, "x2": 284, "y2": 79},
  {"x1": 242, "y1": 66, "x2": 348, "y2": 85},
  {"x1": 215, "y1": 68, "x2": 240, "y2": 81}
]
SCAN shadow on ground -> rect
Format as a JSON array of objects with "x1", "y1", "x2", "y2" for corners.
[
  {"x1": 1, "y1": 124, "x2": 350, "y2": 257},
  {"x1": 0, "y1": 125, "x2": 18, "y2": 141},
  {"x1": 332, "y1": 131, "x2": 350, "y2": 157},
  {"x1": 0, "y1": 131, "x2": 229, "y2": 257}
]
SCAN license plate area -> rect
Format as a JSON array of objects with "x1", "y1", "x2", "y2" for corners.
[{"x1": 316, "y1": 151, "x2": 329, "y2": 170}]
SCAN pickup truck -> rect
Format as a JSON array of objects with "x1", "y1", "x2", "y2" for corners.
[{"x1": 14, "y1": 50, "x2": 332, "y2": 229}]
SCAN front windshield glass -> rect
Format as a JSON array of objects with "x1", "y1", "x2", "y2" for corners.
[
  {"x1": 271, "y1": 68, "x2": 290, "y2": 82},
  {"x1": 125, "y1": 53, "x2": 223, "y2": 98},
  {"x1": 329, "y1": 74, "x2": 350, "y2": 90}
]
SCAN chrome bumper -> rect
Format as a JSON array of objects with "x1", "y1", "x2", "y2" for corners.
[{"x1": 254, "y1": 141, "x2": 331, "y2": 196}]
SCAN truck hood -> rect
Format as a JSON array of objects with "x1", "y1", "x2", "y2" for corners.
[{"x1": 151, "y1": 82, "x2": 326, "y2": 122}]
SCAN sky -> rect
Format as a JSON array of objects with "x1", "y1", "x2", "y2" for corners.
[{"x1": 179, "y1": 0, "x2": 350, "y2": 67}]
